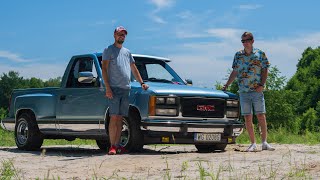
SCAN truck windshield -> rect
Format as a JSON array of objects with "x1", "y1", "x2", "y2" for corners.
[{"x1": 97, "y1": 56, "x2": 185, "y2": 85}]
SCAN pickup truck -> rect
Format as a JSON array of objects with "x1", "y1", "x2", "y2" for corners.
[{"x1": 1, "y1": 53, "x2": 243, "y2": 152}]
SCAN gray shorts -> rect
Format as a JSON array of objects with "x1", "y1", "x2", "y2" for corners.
[
  {"x1": 239, "y1": 92, "x2": 266, "y2": 115},
  {"x1": 109, "y1": 87, "x2": 130, "y2": 116}
]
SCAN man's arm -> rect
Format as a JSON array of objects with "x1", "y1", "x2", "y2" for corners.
[
  {"x1": 260, "y1": 68, "x2": 268, "y2": 86},
  {"x1": 130, "y1": 63, "x2": 149, "y2": 90},
  {"x1": 256, "y1": 68, "x2": 268, "y2": 92},
  {"x1": 222, "y1": 70, "x2": 238, "y2": 91},
  {"x1": 101, "y1": 60, "x2": 113, "y2": 98}
]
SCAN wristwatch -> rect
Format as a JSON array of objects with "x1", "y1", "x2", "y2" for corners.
[
  {"x1": 140, "y1": 82, "x2": 145, "y2": 86},
  {"x1": 258, "y1": 83, "x2": 265, "y2": 87}
]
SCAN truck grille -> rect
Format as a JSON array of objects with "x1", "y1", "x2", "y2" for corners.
[{"x1": 181, "y1": 97, "x2": 225, "y2": 118}]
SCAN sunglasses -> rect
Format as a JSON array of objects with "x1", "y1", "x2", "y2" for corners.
[
  {"x1": 241, "y1": 38, "x2": 253, "y2": 43},
  {"x1": 117, "y1": 33, "x2": 126, "y2": 37}
]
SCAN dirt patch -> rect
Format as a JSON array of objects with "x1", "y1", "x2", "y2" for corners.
[{"x1": 0, "y1": 144, "x2": 319, "y2": 179}]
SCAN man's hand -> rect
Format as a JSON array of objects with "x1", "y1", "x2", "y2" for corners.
[
  {"x1": 105, "y1": 89, "x2": 113, "y2": 99},
  {"x1": 141, "y1": 83, "x2": 149, "y2": 90},
  {"x1": 255, "y1": 85, "x2": 264, "y2": 93},
  {"x1": 222, "y1": 84, "x2": 228, "y2": 91}
]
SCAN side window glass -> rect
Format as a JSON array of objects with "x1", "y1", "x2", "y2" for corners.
[{"x1": 66, "y1": 58, "x2": 99, "y2": 88}]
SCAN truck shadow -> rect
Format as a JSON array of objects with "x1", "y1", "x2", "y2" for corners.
[{"x1": 0, "y1": 145, "x2": 227, "y2": 158}]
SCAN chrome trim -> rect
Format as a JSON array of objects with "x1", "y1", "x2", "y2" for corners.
[
  {"x1": 147, "y1": 115, "x2": 238, "y2": 121},
  {"x1": 132, "y1": 54, "x2": 170, "y2": 62},
  {"x1": 1, "y1": 118, "x2": 15, "y2": 131},
  {"x1": 143, "y1": 126, "x2": 225, "y2": 133}
]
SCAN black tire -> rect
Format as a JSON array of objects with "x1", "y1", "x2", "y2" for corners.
[
  {"x1": 195, "y1": 144, "x2": 227, "y2": 153},
  {"x1": 122, "y1": 111, "x2": 144, "y2": 152},
  {"x1": 195, "y1": 145, "x2": 214, "y2": 153},
  {"x1": 96, "y1": 139, "x2": 110, "y2": 151},
  {"x1": 213, "y1": 144, "x2": 227, "y2": 151},
  {"x1": 15, "y1": 113, "x2": 44, "y2": 151}
]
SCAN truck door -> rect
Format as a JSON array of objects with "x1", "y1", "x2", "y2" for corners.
[{"x1": 56, "y1": 56, "x2": 107, "y2": 135}]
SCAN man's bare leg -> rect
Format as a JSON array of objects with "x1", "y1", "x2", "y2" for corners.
[
  {"x1": 114, "y1": 116, "x2": 123, "y2": 146},
  {"x1": 109, "y1": 115, "x2": 119, "y2": 146},
  {"x1": 244, "y1": 114, "x2": 255, "y2": 143},
  {"x1": 256, "y1": 113, "x2": 267, "y2": 142}
]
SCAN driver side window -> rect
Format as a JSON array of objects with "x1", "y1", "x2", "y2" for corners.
[{"x1": 66, "y1": 57, "x2": 99, "y2": 88}]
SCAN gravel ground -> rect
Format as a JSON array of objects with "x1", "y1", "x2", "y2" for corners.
[{"x1": 0, "y1": 144, "x2": 319, "y2": 179}]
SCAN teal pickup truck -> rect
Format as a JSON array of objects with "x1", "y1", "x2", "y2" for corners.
[{"x1": 1, "y1": 53, "x2": 243, "y2": 152}]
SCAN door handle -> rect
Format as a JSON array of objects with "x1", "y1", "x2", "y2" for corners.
[{"x1": 60, "y1": 95, "x2": 66, "y2": 100}]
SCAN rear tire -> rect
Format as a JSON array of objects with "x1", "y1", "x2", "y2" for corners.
[{"x1": 15, "y1": 113, "x2": 44, "y2": 151}]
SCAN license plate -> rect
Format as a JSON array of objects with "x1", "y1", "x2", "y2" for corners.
[{"x1": 194, "y1": 133, "x2": 221, "y2": 142}]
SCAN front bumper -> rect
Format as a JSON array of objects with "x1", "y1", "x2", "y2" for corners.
[{"x1": 141, "y1": 119, "x2": 244, "y2": 145}]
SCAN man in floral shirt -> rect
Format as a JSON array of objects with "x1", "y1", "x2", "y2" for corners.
[{"x1": 223, "y1": 32, "x2": 275, "y2": 152}]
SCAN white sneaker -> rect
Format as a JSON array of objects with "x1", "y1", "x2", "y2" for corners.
[
  {"x1": 262, "y1": 143, "x2": 275, "y2": 151},
  {"x1": 246, "y1": 143, "x2": 257, "y2": 152}
]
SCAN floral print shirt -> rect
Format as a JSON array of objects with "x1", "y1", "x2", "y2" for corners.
[{"x1": 232, "y1": 47, "x2": 270, "y2": 92}]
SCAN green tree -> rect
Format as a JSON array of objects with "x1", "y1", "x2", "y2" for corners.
[
  {"x1": 44, "y1": 77, "x2": 61, "y2": 87},
  {"x1": 286, "y1": 47, "x2": 320, "y2": 114},
  {"x1": 0, "y1": 71, "x2": 26, "y2": 109},
  {"x1": 266, "y1": 66, "x2": 286, "y2": 90},
  {"x1": 301, "y1": 108, "x2": 319, "y2": 132}
]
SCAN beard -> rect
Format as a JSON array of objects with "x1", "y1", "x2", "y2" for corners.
[{"x1": 117, "y1": 39, "x2": 124, "y2": 44}]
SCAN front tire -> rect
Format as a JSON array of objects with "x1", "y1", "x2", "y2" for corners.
[
  {"x1": 15, "y1": 113, "x2": 44, "y2": 150},
  {"x1": 121, "y1": 111, "x2": 144, "y2": 152},
  {"x1": 96, "y1": 139, "x2": 110, "y2": 151}
]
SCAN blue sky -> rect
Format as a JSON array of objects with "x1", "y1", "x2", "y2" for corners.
[{"x1": 0, "y1": 0, "x2": 319, "y2": 88}]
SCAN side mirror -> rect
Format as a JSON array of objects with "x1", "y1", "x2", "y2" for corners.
[
  {"x1": 185, "y1": 79, "x2": 193, "y2": 86},
  {"x1": 78, "y1": 72, "x2": 96, "y2": 83}
]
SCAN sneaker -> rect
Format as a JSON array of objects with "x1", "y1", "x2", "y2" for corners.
[
  {"x1": 117, "y1": 146, "x2": 127, "y2": 154},
  {"x1": 262, "y1": 143, "x2": 275, "y2": 151},
  {"x1": 108, "y1": 145, "x2": 117, "y2": 155},
  {"x1": 246, "y1": 143, "x2": 257, "y2": 152}
]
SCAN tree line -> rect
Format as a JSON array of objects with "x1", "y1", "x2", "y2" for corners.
[{"x1": 1, "y1": 47, "x2": 320, "y2": 134}]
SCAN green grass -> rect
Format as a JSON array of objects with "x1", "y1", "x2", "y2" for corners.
[
  {"x1": 236, "y1": 126, "x2": 320, "y2": 145},
  {"x1": 1, "y1": 126, "x2": 320, "y2": 147}
]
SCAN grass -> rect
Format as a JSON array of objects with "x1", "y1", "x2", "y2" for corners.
[{"x1": 1, "y1": 126, "x2": 320, "y2": 147}]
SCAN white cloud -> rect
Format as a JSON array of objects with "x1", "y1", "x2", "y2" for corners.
[
  {"x1": 0, "y1": 50, "x2": 32, "y2": 62},
  {"x1": 150, "y1": 13, "x2": 167, "y2": 24},
  {"x1": 150, "y1": 0, "x2": 174, "y2": 9},
  {"x1": 148, "y1": 0, "x2": 175, "y2": 24},
  {"x1": 239, "y1": 4, "x2": 263, "y2": 10}
]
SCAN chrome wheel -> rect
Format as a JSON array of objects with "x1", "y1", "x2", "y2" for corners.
[
  {"x1": 16, "y1": 118, "x2": 28, "y2": 146},
  {"x1": 120, "y1": 118, "x2": 130, "y2": 147}
]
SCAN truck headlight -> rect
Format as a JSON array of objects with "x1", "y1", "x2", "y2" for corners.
[
  {"x1": 166, "y1": 97, "x2": 176, "y2": 104},
  {"x1": 227, "y1": 100, "x2": 239, "y2": 107},
  {"x1": 156, "y1": 97, "x2": 165, "y2": 104},
  {"x1": 149, "y1": 96, "x2": 179, "y2": 116},
  {"x1": 155, "y1": 108, "x2": 177, "y2": 116},
  {"x1": 226, "y1": 99, "x2": 239, "y2": 118},
  {"x1": 226, "y1": 111, "x2": 238, "y2": 118}
]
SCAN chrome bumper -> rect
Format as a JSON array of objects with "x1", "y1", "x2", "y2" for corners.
[
  {"x1": 1, "y1": 118, "x2": 15, "y2": 131},
  {"x1": 141, "y1": 119, "x2": 244, "y2": 136}
]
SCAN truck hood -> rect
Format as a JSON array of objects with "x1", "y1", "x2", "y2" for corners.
[{"x1": 141, "y1": 82, "x2": 236, "y2": 98}]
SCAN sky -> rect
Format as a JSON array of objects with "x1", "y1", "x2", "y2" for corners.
[{"x1": 0, "y1": 0, "x2": 319, "y2": 88}]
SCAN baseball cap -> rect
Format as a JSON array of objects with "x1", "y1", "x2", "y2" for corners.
[{"x1": 114, "y1": 26, "x2": 127, "y2": 35}]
